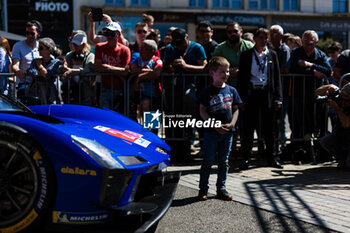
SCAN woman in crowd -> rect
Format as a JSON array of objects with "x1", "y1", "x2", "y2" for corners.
[
  {"x1": 67, "y1": 30, "x2": 87, "y2": 52},
  {"x1": 0, "y1": 36, "x2": 12, "y2": 95},
  {"x1": 285, "y1": 35, "x2": 302, "y2": 51},
  {"x1": 237, "y1": 28, "x2": 283, "y2": 169},
  {"x1": 27, "y1": 37, "x2": 62, "y2": 105},
  {"x1": 61, "y1": 33, "x2": 95, "y2": 104}
]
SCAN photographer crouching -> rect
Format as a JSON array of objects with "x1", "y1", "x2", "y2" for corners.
[{"x1": 315, "y1": 83, "x2": 350, "y2": 169}]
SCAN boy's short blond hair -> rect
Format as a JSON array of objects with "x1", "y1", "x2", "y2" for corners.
[{"x1": 208, "y1": 56, "x2": 230, "y2": 72}]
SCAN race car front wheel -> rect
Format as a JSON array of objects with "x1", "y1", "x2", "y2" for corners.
[{"x1": 0, "y1": 129, "x2": 54, "y2": 233}]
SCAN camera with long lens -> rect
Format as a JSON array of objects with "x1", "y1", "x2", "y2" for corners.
[{"x1": 315, "y1": 89, "x2": 342, "y2": 105}]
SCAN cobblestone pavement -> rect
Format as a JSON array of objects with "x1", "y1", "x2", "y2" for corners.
[{"x1": 167, "y1": 160, "x2": 350, "y2": 233}]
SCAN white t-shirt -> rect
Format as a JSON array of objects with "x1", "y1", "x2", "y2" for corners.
[{"x1": 11, "y1": 40, "x2": 40, "y2": 82}]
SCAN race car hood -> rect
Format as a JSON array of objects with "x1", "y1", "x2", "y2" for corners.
[{"x1": 29, "y1": 104, "x2": 170, "y2": 168}]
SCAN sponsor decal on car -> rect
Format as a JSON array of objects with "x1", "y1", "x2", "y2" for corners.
[
  {"x1": 134, "y1": 138, "x2": 151, "y2": 148},
  {"x1": 124, "y1": 130, "x2": 143, "y2": 138},
  {"x1": 52, "y1": 211, "x2": 111, "y2": 224},
  {"x1": 94, "y1": 126, "x2": 140, "y2": 142},
  {"x1": 94, "y1": 126, "x2": 151, "y2": 148},
  {"x1": 34, "y1": 151, "x2": 48, "y2": 211},
  {"x1": 60, "y1": 166, "x2": 97, "y2": 176}
]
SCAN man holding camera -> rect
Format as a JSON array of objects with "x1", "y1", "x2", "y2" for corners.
[{"x1": 316, "y1": 83, "x2": 350, "y2": 169}]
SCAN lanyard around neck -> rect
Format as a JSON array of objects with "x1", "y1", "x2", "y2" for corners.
[{"x1": 253, "y1": 49, "x2": 267, "y2": 74}]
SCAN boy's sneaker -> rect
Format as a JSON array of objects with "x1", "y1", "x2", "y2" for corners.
[
  {"x1": 198, "y1": 189, "x2": 208, "y2": 201},
  {"x1": 217, "y1": 189, "x2": 232, "y2": 201}
]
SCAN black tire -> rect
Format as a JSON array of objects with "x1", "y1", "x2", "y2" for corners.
[{"x1": 0, "y1": 128, "x2": 55, "y2": 233}]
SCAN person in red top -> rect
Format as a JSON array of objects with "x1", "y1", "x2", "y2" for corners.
[{"x1": 94, "y1": 22, "x2": 131, "y2": 111}]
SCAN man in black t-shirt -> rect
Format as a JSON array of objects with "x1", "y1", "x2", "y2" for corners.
[{"x1": 196, "y1": 21, "x2": 218, "y2": 62}]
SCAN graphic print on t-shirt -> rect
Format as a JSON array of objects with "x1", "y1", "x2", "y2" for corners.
[{"x1": 209, "y1": 93, "x2": 233, "y2": 113}]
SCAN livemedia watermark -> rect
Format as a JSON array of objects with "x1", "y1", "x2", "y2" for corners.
[{"x1": 143, "y1": 110, "x2": 221, "y2": 129}]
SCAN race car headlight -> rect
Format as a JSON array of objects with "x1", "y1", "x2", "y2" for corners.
[
  {"x1": 72, "y1": 135, "x2": 124, "y2": 169},
  {"x1": 155, "y1": 147, "x2": 169, "y2": 155},
  {"x1": 117, "y1": 156, "x2": 148, "y2": 166}
]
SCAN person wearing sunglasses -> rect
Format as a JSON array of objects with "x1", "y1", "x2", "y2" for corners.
[
  {"x1": 11, "y1": 20, "x2": 42, "y2": 87},
  {"x1": 316, "y1": 83, "x2": 350, "y2": 169},
  {"x1": 87, "y1": 12, "x2": 128, "y2": 46},
  {"x1": 162, "y1": 28, "x2": 208, "y2": 160},
  {"x1": 213, "y1": 21, "x2": 254, "y2": 88},
  {"x1": 94, "y1": 22, "x2": 131, "y2": 111},
  {"x1": 129, "y1": 22, "x2": 149, "y2": 56},
  {"x1": 26, "y1": 37, "x2": 62, "y2": 105},
  {"x1": 213, "y1": 22, "x2": 254, "y2": 160}
]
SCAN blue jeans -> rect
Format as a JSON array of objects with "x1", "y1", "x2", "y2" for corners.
[
  {"x1": 100, "y1": 88, "x2": 123, "y2": 111},
  {"x1": 199, "y1": 131, "x2": 233, "y2": 191}
]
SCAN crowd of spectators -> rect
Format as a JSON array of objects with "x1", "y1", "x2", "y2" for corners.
[{"x1": 1, "y1": 14, "x2": 350, "y2": 171}]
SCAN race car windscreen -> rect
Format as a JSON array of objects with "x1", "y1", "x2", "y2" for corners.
[{"x1": 0, "y1": 96, "x2": 28, "y2": 112}]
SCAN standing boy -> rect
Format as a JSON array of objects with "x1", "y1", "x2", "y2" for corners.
[{"x1": 198, "y1": 56, "x2": 241, "y2": 201}]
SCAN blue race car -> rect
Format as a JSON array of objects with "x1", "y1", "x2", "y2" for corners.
[{"x1": 0, "y1": 95, "x2": 180, "y2": 233}]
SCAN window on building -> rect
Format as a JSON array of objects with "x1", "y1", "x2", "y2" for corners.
[
  {"x1": 105, "y1": 0, "x2": 124, "y2": 5},
  {"x1": 213, "y1": 0, "x2": 242, "y2": 8},
  {"x1": 333, "y1": 0, "x2": 348, "y2": 13},
  {"x1": 131, "y1": 0, "x2": 148, "y2": 6},
  {"x1": 248, "y1": 0, "x2": 277, "y2": 10},
  {"x1": 284, "y1": 0, "x2": 298, "y2": 11},
  {"x1": 190, "y1": 0, "x2": 205, "y2": 7}
]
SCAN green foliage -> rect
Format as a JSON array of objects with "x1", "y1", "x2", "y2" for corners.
[{"x1": 317, "y1": 38, "x2": 334, "y2": 53}]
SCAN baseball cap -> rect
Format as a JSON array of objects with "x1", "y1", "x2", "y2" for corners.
[
  {"x1": 103, "y1": 22, "x2": 121, "y2": 33},
  {"x1": 341, "y1": 83, "x2": 350, "y2": 99},
  {"x1": 171, "y1": 28, "x2": 187, "y2": 47},
  {"x1": 71, "y1": 33, "x2": 87, "y2": 46}
]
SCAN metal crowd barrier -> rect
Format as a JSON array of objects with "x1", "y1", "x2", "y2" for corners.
[
  {"x1": 58, "y1": 72, "x2": 332, "y2": 162},
  {"x1": 0, "y1": 73, "x2": 16, "y2": 99},
  {"x1": 5, "y1": 71, "x2": 336, "y2": 161}
]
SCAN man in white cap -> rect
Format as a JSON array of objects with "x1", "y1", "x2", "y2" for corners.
[
  {"x1": 87, "y1": 12, "x2": 128, "y2": 46},
  {"x1": 94, "y1": 22, "x2": 131, "y2": 111},
  {"x1": 316, "y1": 83, "x2": 350, "y2": 169}
]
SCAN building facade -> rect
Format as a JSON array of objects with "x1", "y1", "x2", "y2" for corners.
[
  {"x1": 2, "y1": 0, "x2": 350, "y2": 51},
  {"x1": 72, "y1": 0, "x2": 350, "y2": 48}
]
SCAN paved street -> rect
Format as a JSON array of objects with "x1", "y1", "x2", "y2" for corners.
[{"x1": 160, "y1": 158, "x2": 350, "y2": 233}]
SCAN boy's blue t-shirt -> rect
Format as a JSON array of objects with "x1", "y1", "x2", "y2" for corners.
[{"x1": 199, "y1": 84, "x2": 242, "y2": 130}]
